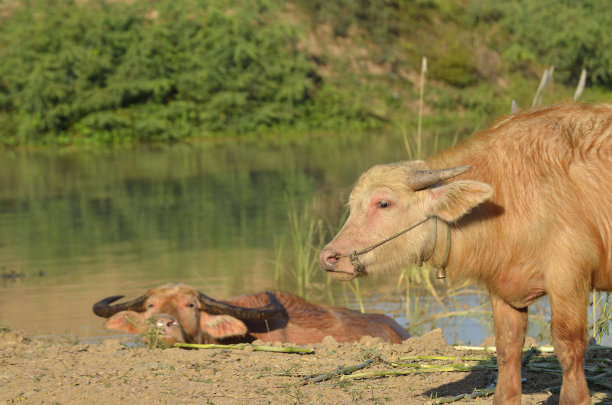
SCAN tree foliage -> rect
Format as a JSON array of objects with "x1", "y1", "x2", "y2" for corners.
[
  {"x1": 0, "y1": 0, "x2": 610, "y2": 146},
  {"x1": 0, "y1": 0, "x2": 379, "y2": 145},
  {"x1": 469, "y1": 0, "x2": 612, "y2": 87}
]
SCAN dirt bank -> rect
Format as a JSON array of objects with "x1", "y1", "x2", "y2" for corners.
[{"x1": 1, "y1": 328, "x2": 610, "y2": 404}]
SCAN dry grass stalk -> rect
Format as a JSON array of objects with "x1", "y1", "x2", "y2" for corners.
[
  {"x1": 174, "y1": 342, "x2": 314, "y2": 353},
  {"x1": 573, "y1": 68, "x2": 587, "y2": 100}
]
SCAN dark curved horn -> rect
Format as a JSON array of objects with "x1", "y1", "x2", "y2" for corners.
[
  {"x1": 92, "y1": 294, "x2": 147, "y2": 318},
  {"x1": 198, "y1": 291, "x2": 282, "y2": 320},
  {"x1": 409, "y1": 165, "x2": 472, "y2": 190}
]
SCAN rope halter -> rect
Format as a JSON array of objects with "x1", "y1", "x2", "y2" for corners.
[{"x1": 335, "y1": 215, "x2": 451, "y2": 279}]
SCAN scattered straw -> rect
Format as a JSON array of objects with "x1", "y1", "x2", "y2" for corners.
[{"x1": 302, "y1": 344, "x2": 612, "y2": 403}]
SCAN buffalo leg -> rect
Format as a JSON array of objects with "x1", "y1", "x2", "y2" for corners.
[
  {"x1": 549, "y1": 287, "x2": 590, "y2": 405},
  {"x1": 490, "y1": 293, "x2": 527, "y2": 405}
]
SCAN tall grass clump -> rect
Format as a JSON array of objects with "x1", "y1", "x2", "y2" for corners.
[
  {"x1": 590, "y1": 291, "x2": 612, "y2": 345},
  {"x1": 273, "y1": 197, "x2": 365, "y2": 309},
  {"x1": 287, "y1": 200, "x2": 325, "y2": 299},
  {"x1": 273, "y1": 197, "x2": 329, "y2": 301}
]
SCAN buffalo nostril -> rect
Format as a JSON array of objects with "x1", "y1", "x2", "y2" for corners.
[
  {"x1": 163, "y1": 318, "x2": 179, "y2": 328},
  {"x1": 318, "y1": 248, "x2": 338, "y2": 271}
]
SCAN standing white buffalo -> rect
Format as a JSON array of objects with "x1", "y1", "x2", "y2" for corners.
[{"x1": 319, "y1": 103, "x2": 612, "y2": 405}]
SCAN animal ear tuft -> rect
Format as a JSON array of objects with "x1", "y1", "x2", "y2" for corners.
[
  {"x1": 412, "y1": 160, "x2": 428, "y2": 170},
  {"x1": 104, "y1": 311, "x2": 146, "y2": 334},
  {"x1": 200, "y1": 313, "x2": 248, "y2": 339},
  {"x1": 428, "y1": 180, "x2": 493, "y2": 222}
]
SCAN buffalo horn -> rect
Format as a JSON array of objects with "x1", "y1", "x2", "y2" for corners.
[
  {"x1": 409, "y1": 165, "x2": 472, "y2": 190},
  {"x1": 92, "y1": 294, "x2": 147, "y2": 318},
  {"x1": 198, "y1": 291, "x2": 282, "y2": 320}
]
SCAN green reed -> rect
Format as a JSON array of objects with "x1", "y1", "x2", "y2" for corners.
[
  {"x1": 590, "y1": 291, "x2": 612, "y2": 345},
  {"x1": 287, "y1": 203, "x2": 323, "y2": 299},
  {"x1": 274, "y1": 197, "x2": 365, "y2": 309},
  {"x1": 272, "y1": 196, "x2": 326, "y2": 300}
]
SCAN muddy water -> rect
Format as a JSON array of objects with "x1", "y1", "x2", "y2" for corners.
[{"x1": 0, "y1": 134, "x2": 608, "y2": 345}]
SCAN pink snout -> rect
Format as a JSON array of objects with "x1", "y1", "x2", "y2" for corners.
[
  {"x1": 152, "y1": 314, "x2": 185, "y2": 345},
  {"x1": 155, "y1": 314, "x2": 180, "y2": 330},
  {"x1": 319, "y1": 247, "x2": 357, "y2": 280},
  {"x1": 318, "y1": 247, "x2": 338, "y2": 272}
]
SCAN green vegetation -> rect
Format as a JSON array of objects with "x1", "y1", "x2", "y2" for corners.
[
  {"x1": 285, "y1": 198, "x2": 325, "y2": 299},
  {"x1": 591, "y1": 290, "x2": 612, "y2": 345},
  {"x1": 0, "y1": 0, "x2": 323, "y2": 144},
  {"x1": 494, "y1": 0, "x2": 612, "y2": 86},
  {"x1": 139, "y1": 316, "x2": 170, "y2": 349},
  {"x1": 0, "y1": 0, "x2": 610, "y2": 147}
]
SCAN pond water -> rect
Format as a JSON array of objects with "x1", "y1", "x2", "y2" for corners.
[{"x1": 0, "y1": 133, "x2": 609, "y2": 346}]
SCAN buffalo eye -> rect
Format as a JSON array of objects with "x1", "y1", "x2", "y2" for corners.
[
  {"x1": 186, "y1": 303, "x2": 195, "y2": 308},
  {"x1": 376, "y1": 200, "x2": 391, "y2": 208}
]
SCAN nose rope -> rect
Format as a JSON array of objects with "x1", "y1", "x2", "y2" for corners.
[{"x1": 336, "y1": 215, "x2": 451, "y2": 279}]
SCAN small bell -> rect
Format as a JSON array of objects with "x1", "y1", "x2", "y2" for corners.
[{"x1": 435, "y1": 267, "x2": 446, "y2": 279}]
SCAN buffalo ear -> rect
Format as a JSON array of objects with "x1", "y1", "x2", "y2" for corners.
[
  {"x1": 104, "y1": 311, "x2": 147, "y2": 334},
  {"x1": 200, "y1": 313, "x2": 248, "y2": 339},
  {"x1": 428, "y1": 180, "x2": 493, "y2": 222}
]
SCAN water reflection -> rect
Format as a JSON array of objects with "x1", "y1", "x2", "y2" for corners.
[{"x1": 0, "y1": 135, "x2": 408, "y2": 337}]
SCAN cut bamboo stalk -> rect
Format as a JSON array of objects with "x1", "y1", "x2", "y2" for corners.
[{"x1": 173, "y1": 342, "x2": 314, "y2": 354}]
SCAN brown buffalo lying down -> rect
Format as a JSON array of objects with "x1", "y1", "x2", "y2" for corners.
[{"x1": 93, "y1": 283, "x2": 409, "y2": 345}]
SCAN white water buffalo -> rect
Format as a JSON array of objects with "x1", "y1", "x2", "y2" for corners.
[
  {"x1": 319, "y1": 103, "x2": 612, "y2": 404},
  {"x1": 93, "y1": 283, "x2": 409, "y2": 345}
]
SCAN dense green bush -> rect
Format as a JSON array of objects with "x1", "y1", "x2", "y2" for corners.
[
  {"x1": 0, "y1": 0, "x2": 381, "y2": 145},
  {"x1": 0, "y1": 0, "x2": 610, "y2": 146},
  {"x1": 430, "y1": 46, "x2": 477, "y2": 88},
  {"x1": 469, "y1": 0, "x2": 612, "y2": 88}
]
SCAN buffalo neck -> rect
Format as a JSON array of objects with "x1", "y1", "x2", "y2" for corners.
[{"x1": 425, "y1": 136, "x2": 504, "y2": 283}]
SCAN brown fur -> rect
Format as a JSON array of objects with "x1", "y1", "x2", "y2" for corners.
[
  {"x1": 102, "y1": 283, "x2": 410, "y2": 345},
  {"x1": 320, "y1": 104, "x2": 612, "y2": 405}
]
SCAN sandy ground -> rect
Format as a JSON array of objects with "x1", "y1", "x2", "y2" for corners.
[{"x1": 1, "y1": 328, "x2": 611, "y2": 405}]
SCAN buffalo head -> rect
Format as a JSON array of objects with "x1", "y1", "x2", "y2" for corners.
[
  {"x1": 93, "y1": 283, "x2": 282, "y2": 345},
  {"x1": 319, "y1": 162, "x2": 492, "y2": 280}
]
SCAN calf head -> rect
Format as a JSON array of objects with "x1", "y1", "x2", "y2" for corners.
[
  {"x1": 319, "y1": 162, "x2": 492, "y2": 280},
  {"x1": 93, "y1": 283, "x2": 282, "y2": 345}
]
